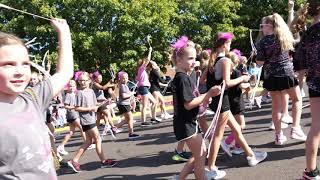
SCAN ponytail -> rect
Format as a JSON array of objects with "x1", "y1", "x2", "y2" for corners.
[{"x1": 272, "y1": 13, "x2": 294, "y2": 51}]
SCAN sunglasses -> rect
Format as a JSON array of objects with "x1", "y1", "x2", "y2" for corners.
[{"x1": 259, "y1": 24, "x2": 273, "y2": 28}]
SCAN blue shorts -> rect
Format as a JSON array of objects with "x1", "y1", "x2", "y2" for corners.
[{"x1": 138, "y1": 86, "x2": 150, "y2": 95}]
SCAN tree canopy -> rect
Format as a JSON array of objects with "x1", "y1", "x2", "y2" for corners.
[{"x1": 0, "y1": 0, "x2": 304, "y2": 79}]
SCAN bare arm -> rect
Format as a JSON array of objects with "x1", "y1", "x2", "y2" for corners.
[
  {"x1": 142, "y1": 47, "x2": 153, "y2": 67},
  {"x1": 49, "y1": 18, "x2": 74, "y2": 97},
  {"x1": 75, "y1": 106, "x2": 97, "y2": 112},
  {"x1": 222, "y1": 59, "x2": 250, "y2": 88},
  {"x1": 287, "y1": 0, "x2": 295, "y2": 27},
  {"x1": 184, "y1": 86, "x2": 221, "y2": 110}
]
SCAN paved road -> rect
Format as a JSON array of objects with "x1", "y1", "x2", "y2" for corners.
[{"x1": 56, "y1": 97, "x2": 314, "y2": 180}]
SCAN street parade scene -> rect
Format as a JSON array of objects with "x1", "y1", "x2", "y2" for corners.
[{"x1": 0, "y1": 0, "x2": 320, "y2": 179}]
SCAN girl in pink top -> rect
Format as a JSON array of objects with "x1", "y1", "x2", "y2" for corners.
[{"x1": 135, "y1": 47, "x2": 161, "y2": 126}]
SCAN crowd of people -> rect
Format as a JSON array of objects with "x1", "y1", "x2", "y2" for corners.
[{"x1": 0, "y1": 0, "x2": 320, "y2": 180}]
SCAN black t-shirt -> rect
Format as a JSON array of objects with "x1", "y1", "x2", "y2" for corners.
[
  {"x1": 172, "y1": 71, "x2": 199, "y2": 124},
  {"x1": 228, "y1": 69, "x2": 242, "y2": 99},
  {"x1": 149, "y1": 68, "x2": 167, "y2": 91}
]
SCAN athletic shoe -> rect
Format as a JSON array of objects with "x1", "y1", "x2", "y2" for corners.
[
  {"x1": 303, "y1": 168, "x2": 320, "y2": 180},
  {"x1": 261, "y1": 95, "x2": 270, "y2": 103},
  {"x1": 87, "y1": 144, "x2": 96, "y2": 150},
  {"x1": 151, "y1": 117, "x2": 162, "y2": 123},
  {"x1": 172, "y1": 174, "x2": 180, "y2": 180},
  {"x1": 254, "y1": 96, "x2": 262, "y2": 109},
  {"x1": 275, "y1": 132, "x2": 287, "y2": 145},
  {"x1": 247, "y1": 150, "x2": 267, "y2": 166},
  {"x1": 206, "y1": 109, "x2": 215, "y2": 115},
  {"x1": 57, "y1": 145, "x2": 69, "y2": 156},
  {"x1": 141, "y1": 122, "x2": 152, "y2": 127},
  {"x1": 128, "y1": 133, "x2": 140, "y2": 140},
  {"x1": 68, "y1": 160, "x2": 82, "y2": 173},
  {"x1": 101, "y1": 159, "x2": 117, "y2": 168},
  {"x1": 172, "y1": 150, "x2": 190, "y2": 162},
  {"x1": 111, "y1": 127, "x2": 122, "y2": 134},
  {"x1": 281, "y1": 115, "x2": 293, "y2": 124},
  {"x1": 205, "y1": 168, "x2": 226, "y2": 180},
  {"x1": 220, "y1": 140, "x2": 232, "y2": 157},
  {"x1": 231, "y1": 147, "x2": 244, "y2": 155},
  {"x1": 291, "y1": 127, "x2": 307, "y2": 141},
  {"x1": 161, "y1": 113, "x2": 173, "y2": 120},
  {"x1": 269, "y1": 121, "x2": 288, "y2": 130}
]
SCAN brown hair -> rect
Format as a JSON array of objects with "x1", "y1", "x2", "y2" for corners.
[{"x1": 0, "y1": 32, "x2": 26, "y2": 49}]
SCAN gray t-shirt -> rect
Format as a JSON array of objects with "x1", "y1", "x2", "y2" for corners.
[
  {"x1": 75, "y1": 89, "x2": 97, "y2": 125},
  {"x1": 92, "y1": 84, "x2": 106, "y2": 102},
  {"x1": 118, "y1": 84, "x2": 131, "y2": 106},
  {"x1": 64, "y1": 92, "x2": 79, "y2": 120},
  {"x1": 0, "y1": 79, "x2": 57, "y2": 180}
]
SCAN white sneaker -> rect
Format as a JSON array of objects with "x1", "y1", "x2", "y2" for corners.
[
  {"x1": 220, "y1": 140, "x2": 232, "y2": 157},
  {"x1": 206, "y1": 109, "x2": 215, "y2": 115},
  {"x1": 254, "y1": 96, "x2": 262, "y2": 108},
  {"x1": 231, "y1": 147, "x2": 244, "y2": 155},
  {"x1": 269, "y1": 121, "x2": 288, "y2": 130},
  {"x1": 291, "y1": 127, "x2": 307, "y2": 141},
  {"x1": 247, "y1": 150, "x2": 268, "y2": 166},
  {"x1": 281, "y1": 115, "x2": 293, "y2": 124},
  {"x1": 57, "y1": 145, "x2": 69, "y2": 155},
  {"x1": 172, "y1": 174, "x2": 179, "y2": 180},
  {"x1": 301, "y1": 89, "x2": 306, "y2": 98},
  {"x1": 87, "y1": 144, "x2": 96, "y2": 150},
  {"x1": 205, "y1": 168, "x2": 226, "y2": 180},
  {"x1": 275, "y1": 131, "x2": 287, "y2": 145},
  {"x1": 161, "y1": 113, "x2": 173, "y2": 120}
]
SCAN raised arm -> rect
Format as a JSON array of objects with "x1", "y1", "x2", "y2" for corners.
[{"x1": 49, "y1": 18, "x2": 74, "y2": 97}]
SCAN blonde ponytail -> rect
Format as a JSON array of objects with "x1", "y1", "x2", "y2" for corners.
[{"x1": 272, "y1": 13, "x2": 295, "y2": 52}]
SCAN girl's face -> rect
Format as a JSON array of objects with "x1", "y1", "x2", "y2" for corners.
[
  {"x1": 29, "y1": 73, "x2": 39, "y2": 87},
  {"x1": 176, "y1": 47, "x2": 196, "y2": 73},
  {"x1": 69, "y1": 81, "x2": 77, "y2": 92},
  {"x1": 95, "y1": 75, "x2": 102, "y2": 83},
  {"x1": 224, "y1": 40, "x2": 232, "y2": 52},
  {"x1": 120, "y1": 74, "x2": 128, "y2": 84},
  {"x1": 0, "y1": 44, "x2": 31, "y2": 97},
  {"x1": 78, "y1": 75, "x2": 90, "y2": 89},
  {"x1": 260, "y1": 21, "x2": 274, "y2": 36}
]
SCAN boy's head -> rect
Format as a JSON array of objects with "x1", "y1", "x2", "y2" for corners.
[{"x1": 0, "y1": 32, "x2": 31, "y2": 98}]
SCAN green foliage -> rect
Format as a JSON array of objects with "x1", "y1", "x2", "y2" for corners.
[{"x1": 0, "y1": 0, "x2": 305, "y2": 80}]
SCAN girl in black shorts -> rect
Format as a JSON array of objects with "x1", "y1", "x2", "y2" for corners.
[
  {"x1": 256, "y1": 13, "x2": 306, "y2": 146},
  {"x1": 171, "y1": 36, "x2": 221, "y2": 180},
  {"x1": 206, "y1": 32, "x2": 267, "y2": 179},
  {"x1": 291, "y1": 1, "x2": 320, "y2": 178}
]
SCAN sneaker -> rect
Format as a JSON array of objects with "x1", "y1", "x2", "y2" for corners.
[
  {"x1": 254, "y1": 96, "x2": 262, "y2": 109},
  {"x1": 57, "y1": 145, "x2": 68, "y2": 156},
  {"x1": 247, "y1": 150, "x2": 267, "y2": 166},
  {"x1": 172, "y1": 150, "x2": 190, "y2": 162},
  {"x1": 87, "y1": 144, "x2": 96, "y2": 150},
  {"x1": 303, "y1": 168, "x2": 320, "y2": 180},
  {"x1": 220, "y1": 140, "x2": 232, "y2": 157},
  {"x1": 269, "y1": 121, "x2": 288, "y2": 130},
  {"x1": 161, "y1": 113, "x2": 173, "y2": 120},
  {"x1": 128, "y1": 133, "x2": 140, "y2": 140},
  {"x1": 151, "y1": 117, "x2": 162, "y2": 123},
  {"x1": 101, "y1": 159, "x2": 117, "y2": 168},
  {"x1": 301, "y1": 89, "x2": 306, "y2": 98},
  {"x1": 206, "y1": 109, "x2": 215, "y2": 115},
  {"x1": 261, "y1": 95, "x2": 269, "y2": 103},
  {"x1": 112, "y1": 127, "x2": 122, "y2": 134},
  {"x1": 172, "y1": 174, "x2": 180, "y2": 180},
  {"x1": 67, "y1": 160, "x2": 82, "y2": 173},
  {"x1": 275, "y1": 132, "x2": 287, "y2": 145},
  {"x1": 291, "y1": 127, "x2": 307, "y2": 141},
  {"x1": 231, "y1": 147, "x2": 244, "y2": 155},
  {"x1": 141, "y1": 122, "x2": 152, "y2": 127},
  {"x1": 205, "y1": 168, "x2": 226, "y2": 180},
  {"x1": 281, "y1": 115, "x2": 293, "y2": 124}
]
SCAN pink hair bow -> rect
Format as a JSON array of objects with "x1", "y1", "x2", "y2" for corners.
[
  {"x1": 218, "y1": 32, "x2": 233, "y2": 41},
  {"x1": 74, "y1": 71, "x2": 82, "y2": 81},
  {"x1": 172, "y1": 36, "x2": 189, "y2": 54}
]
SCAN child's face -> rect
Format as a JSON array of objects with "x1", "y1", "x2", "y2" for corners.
[
  {"x1": 95, "y1": 75, "x2": 102, "y2": 83},
  {"x1": 69, "y1": 81, "x2": 77, "y2": 92},
  {"x1": 0, "y1": 44, "x2": 31, "y2": 96},
  {"x1": 120, "y1": 74, "x2": 128, "y2": 84},
  {"x1": 29, "y1": 73, "x2": 39, "y2": 87},
  {"x1": 78, "y1": 75, "x2": 90, "y2": 89},
  {"x1": 177, "y1": 47, "x2": 196, "y2": 73}
]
